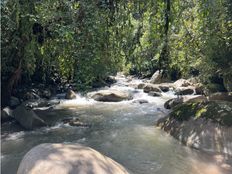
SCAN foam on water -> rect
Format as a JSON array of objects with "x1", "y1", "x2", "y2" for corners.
[{"x1": 4, "y1": 131, "x2": 25, "y2": 141}]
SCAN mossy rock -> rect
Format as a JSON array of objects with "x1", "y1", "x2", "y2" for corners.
[{"x1": 169, "y1": 101, "x2": 232, "y2": 126}]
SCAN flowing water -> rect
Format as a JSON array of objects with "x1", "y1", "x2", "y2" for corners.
[{"x1": 1, "y1": 74, "x2": 232, "y2": 174}]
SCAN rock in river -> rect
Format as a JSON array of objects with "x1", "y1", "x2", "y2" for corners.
[
  {"x1": 132, "y1": 99, "x2": 149, "y2": 104},
  {"x1": 62, "y1": 117, "x2": 90, "y2": 127},
  {"x1": 143, "y1": 84, "x2": 162, "y2": 93},
  {"x1": 17, "y1": 143, "x2": 129, "y2": 174},
  {"x1": 164, "y1": 95, "x2": 207, "y2": 109},
  {"x1": 13, "y1": 104, "x2": 47, "y2": 130},
  {"x1": 157, "y1": 101, "x2": 232, "y2": 156},
  {"x1": 175, "y1": 87, "x2": 195, "y2": 95},
  {"x1": 65, "y1": 89, "x2": 77, "y2": 99},
  {"x1": 88, "y1": 89, "x2": 133, "y2": 102}
]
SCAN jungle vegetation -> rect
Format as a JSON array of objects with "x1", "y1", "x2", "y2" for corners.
[{"x1": 1, "y1": 0, "x2": 232, "y2": 105}]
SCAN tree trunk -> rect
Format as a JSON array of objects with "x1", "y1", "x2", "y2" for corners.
[{"x1": 159, "y1": 0, "x2": 170, "y2": 74}]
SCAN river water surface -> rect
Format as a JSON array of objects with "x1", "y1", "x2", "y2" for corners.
[{"x1": 1, "y1": 75, "x2": 231, "y2": 174}]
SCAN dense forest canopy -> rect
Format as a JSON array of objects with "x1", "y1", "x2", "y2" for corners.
[{"x1": 1, "y1": 0, "x2": 232, "y2": 105}]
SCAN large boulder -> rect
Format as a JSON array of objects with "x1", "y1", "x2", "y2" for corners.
[
  {"x1": 157, "y1": 101, "x2": 232, "y2": 156},
  {"x1": 164, "y1": 95, "x2": 207, "y2": 109},
  {"x1": 174, "y1": 79, "x2": 192, "y2": 87},
  {"x1": 150, "y1": 70, "x2": 169, "y2": 84},
  {"x1": 143, "y1": 84, "x2": 162, "y2": 93},
  {"x1": 209, "y1": 92, "x2": 232, "y2": 102},
  {"x1": 65, "y1": 89, "x2": 77, "y2": 99},
  {"x1": 13, "y1": 105, "x2": 47, "y2": 130},
  {"x1": 88, "y1": 90, "x2": 132, "y2": 102},
  {"x1": 138, "y1": 82, "x2": 174, "y2": 92},
  {"x1": 17, "y1": 143, "x2": 129, "y2": 174}
]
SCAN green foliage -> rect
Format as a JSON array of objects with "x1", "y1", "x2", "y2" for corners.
[
  {"x1": 1, "y1": 0, "x2": 232, "y2": 91},
  {"x1": 170, "y1": 101, "x2": 232, "y2": 126}
]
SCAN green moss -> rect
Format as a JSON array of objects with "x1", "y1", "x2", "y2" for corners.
[
  {"x1": 195, "y1": 107, "x2": 207, "y2": 118},
  {"x1": 169, "y1": 101, "x2": 232, "y2": 126}
]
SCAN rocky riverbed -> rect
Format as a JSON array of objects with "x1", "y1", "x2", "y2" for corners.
[{"x1": 1, "y1": 73, "x2": 232, "y2": 174}]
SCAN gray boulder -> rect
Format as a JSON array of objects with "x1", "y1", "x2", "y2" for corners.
[
  {"x1": 157, "y1": 101, "x2": 232, "y2": 156},
  {"x1": 17, "y1": 143, "x2": 129, "y2": 174},
  {"x1": 62, "y1": 117, "x2": 90, "y2": 127},
  {"x1": 143, "y1": 84, "x2": 162, "y2": 93},
  {"x1": 174, "y1": 79, "x2": 192, "y2": 87},
  {"x1": 164, "y1": 95, "x2": 207, "y2": 109},
  {"x1": 13, "y1": 105, "x2": 47, "y2": 130},
  {"x1": 150, "y1": 70, "x2": 169, "y2": 84},
  {"x1": 88, "y1": 90, "x2": 132, "y2": 102},
  {"x1": 65, "y1": 89, "x2": 77, "y2": 99}
]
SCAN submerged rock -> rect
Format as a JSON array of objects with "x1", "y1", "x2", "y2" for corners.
[
  {"x1": 17, "y1": 143, "x2": 129, "y2": 174},
  {"x1": 62, "y1": 117, "x2": 90, "y2": 127},
  {"x1": 157, "y1": 101, "x2": 232, "y2": 156},
  {"x1": 132, "y1": 99, "x2": 149, "y2": 104},
  {"x1": 148, "y1": 91, "x2": 162, "y2": 97},
  {"x1": 12, "y1": 104, "x2": 47, "y2": 130},
  {"x1": 88, "y1": 90, "x2": 132, "y2": 102},
  {"x1": 65, "y1": 89, "x2": 77, "y2": 99}
]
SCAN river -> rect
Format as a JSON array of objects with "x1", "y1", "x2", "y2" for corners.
[{"x1": 1, "y1": 74, "x2": 231, "y2": 174}]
